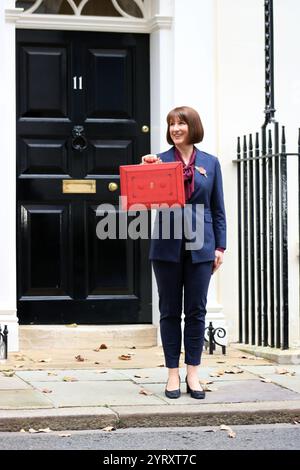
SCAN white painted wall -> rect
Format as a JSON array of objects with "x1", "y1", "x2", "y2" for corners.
[{"x1": 216, "y1": 0, "x2": 300, "y2": 345}]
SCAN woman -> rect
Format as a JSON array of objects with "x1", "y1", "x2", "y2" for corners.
[{"x1": 142, "y1": 106, "x2": 226, "y2": 399}]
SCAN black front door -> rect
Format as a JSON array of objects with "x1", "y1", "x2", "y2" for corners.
[{"x1": 16, "y1": 29, "x2": 151, "y2": 324}]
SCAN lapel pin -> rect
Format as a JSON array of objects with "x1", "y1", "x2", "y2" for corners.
[{"x1": 196, "y1": 166, "x2": 207, "y2": 177}]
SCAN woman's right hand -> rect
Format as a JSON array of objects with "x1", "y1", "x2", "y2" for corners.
[{"x1": 141, "y1": 154, "x2": 162, "y2": 164}]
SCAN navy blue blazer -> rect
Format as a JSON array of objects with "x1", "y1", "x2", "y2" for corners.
[{"x1": 149, "y1": 146, "x2": 226, "y2": 263}]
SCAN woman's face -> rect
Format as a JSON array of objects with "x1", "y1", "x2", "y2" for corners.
[{"x1": 169, "y1": 116, "x2": 190, "y2": 146}]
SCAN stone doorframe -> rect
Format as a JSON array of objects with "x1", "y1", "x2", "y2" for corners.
[{"x1": 0, "y1": 0, "x2": 225, "y2": 351}]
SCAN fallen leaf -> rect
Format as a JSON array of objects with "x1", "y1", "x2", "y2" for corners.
[
  {"x1": 224, "y1": 367, "x2": 243, "y2": 374},
  {"x1": 93, "y1": 344, "x2": 108, "y2": 352},
  {"x1": 228, "y1": 431, "x2": 236, "y2": 438},
  {"x1": 293, "y1": 421, "x2": 300, "y2": 425},
  {"x1": 139, "y1": 388, "x2": 153, "y2": 396},
  {"x1": 15, "y1": 365, "x2": 24, "y2": 369},
  {"x1": 66, "y1": 323, "x2": 78, "y2": 327},
  {"x1": 42, "y1": 388, "x2": 53, "y2": 394},
  {"x1": 275, "y1": 367, "x2": 293, "y2": 375},
  {"x1": 220, "y1": 425, "x2": 232, "y2": 431},
  {"x1": 129, "y1": 346, "x2": 136, "y2": 349},
  {"x1": 134, "y1": 374, "x2": 149, "y2": 379},
  {"x1": 2, "y1": 371, "x2": 15, "y2": 377},
  {"x1": 59, "y1": 433, "x2": 72, "y2": 437},
  {"x1": 28, "y1": 428, "x2": 39, "y2": 433},
  {"x1": 38, "y1": 358, "x2": 52, "y2": 363},
  {"x1": 203, "y1": 429, "x2": 217, "y2": 433},
  {"x1": 62, "y1": 376, "x2": 78, "y2": 382},
  {"x1": 75, "y1": 355, "x2": 85, "y2": 362},
  {"x1": 199, "y1": 379, "x2": 214, "y2": 385},
  {"x1": 95, "y1": 370, "x2": 108, "y2": 374},
  {"x1": 260, "y1": 378, "x2": 272, "y2": 383},
  {"x1": 118, "y1": 354, "x2": 132, "y2": 361},
  {"x1": 157, "y1": 364, "x2": 165, "y2": 368},
  {"x1": 47, "y1": 372, "x2": 58, "y2": 376},
  {"x1": 217, "y1": 360, "x2": 226, "y2": 364},
  {"x1": 209, "y1": 371, "x2": 224, "y2": 377},
  {"x1": 94, "y1": 361, "x2": 101, "y2": 365},
  {"x1": 102, "y1": 426, "x2": 116, "y2": 432},
  {"x1": 38, "y1": 427, "x2": 52, "y2": 433},
  {"x1": 202, "y1": 385, "x2": 217, "y2": 392},
  {"x1": 19, "y1": 429, "x2": 26, "y2": 433}
]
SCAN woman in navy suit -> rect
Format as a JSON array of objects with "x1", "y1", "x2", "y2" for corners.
[{"x1": 142, "y1": 106, "x2": 226, "y2": 399}]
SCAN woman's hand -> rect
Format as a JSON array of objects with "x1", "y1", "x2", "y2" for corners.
[
  {"x1": 141, "y1": 154, "x2": 162, "y2": 164},
  {"x1": 212, "y1": 250, "x2": 224, "y2": 274}
]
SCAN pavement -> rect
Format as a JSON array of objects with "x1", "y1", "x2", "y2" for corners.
[{"x1": 1, "y1": 343, "x2": 300, "y2": 432}]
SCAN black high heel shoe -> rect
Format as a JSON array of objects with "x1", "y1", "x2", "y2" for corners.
[
  {"x1": 165, "y1": 375, "x2": 181, "y2": 399},
  {"x1": 185, "y1": 376, "x2": 205, "y2": 399}
]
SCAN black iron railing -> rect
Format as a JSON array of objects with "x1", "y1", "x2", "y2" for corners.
[
  {"x1": 233, "y1": 125, "x2": 300, "y2": 349},
  {"x1": 233, "y1": 0, "x2": 300, "y2": 349}
]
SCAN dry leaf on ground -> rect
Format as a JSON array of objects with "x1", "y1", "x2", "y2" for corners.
[
  {"x1": 19, "y1": 429, "x2": 26, "y2": 433},
  {"x1": 118, "y1": 354, "x2": 132, "y2": 360},
  {"x1": 224, "y1": 367, "x2": 243, "y2": 374},
  {"x1": 42, "y1": 388, "x2": 53, "y2": 393},
  {"x1": 209, "y1": 371, "x2": 224, "y2": 377},
  {"x1": 28, "y1": 427, "x2": 52, "y2": 434},
  {"x1": 199, "y1": 379, "x2": 214, "y2": 385},
  {"x1": 203, "y1": 429, "x2": 217, "y2": 433},
  {"x1": 58, "y1": 433, "x2": 72, "y2": 437},
  {"x1": 66, "y1": 324, "x2": 78, "y2": 328},
  {"x1": 139, "y1": 388, "x2": 153, "y2": 396},
  {"x1": 134, "y1": 374, "x2": 149, "y2": 379},
  {"x1": 62, "y1": 376, "x2": 78, "y2": 382},
  {"x1": 228, "y1": 431, "x2": 236, "y2": 438},
  {"x1": 75, "y1": 355, "x2": 85, "y2": 362},
  {"x1": 47, "y1": 372, "x2": 58, "y2": 376},
  {"x1": 38, "y1": 358, "x2": 52, "y2": 363},
  {"x1": 102, "y1": 426, "x2": 116, "y2": 432},
  {"x1": 260, "y1": 378, "x2": 272, "y2": 383},
  {"x1": 202, "y1": 385, "x2": 218, "y2": 392},
  {"x1": 220, "y1": 424, "x2": 232, "y2": 431},
  {"x1": 157, "y1": 364, "x2": 165, "y2": 368},
  {"x1": 94, "y1": 344, "x2": 108, "y2": 352},
  {"x1": 2, "y1": 371, "x2": 15, "y2": 377}
]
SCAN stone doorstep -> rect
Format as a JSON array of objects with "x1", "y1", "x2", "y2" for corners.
[
  {"x1": 19, "y1": 325, "x2": 158, "y2": 350},
  {"x1": 234, "y1": 343, "x2": 300, "y2": 365},
  {"x1": 0, "y1": 402, "x2": 300, "y2": 432}
]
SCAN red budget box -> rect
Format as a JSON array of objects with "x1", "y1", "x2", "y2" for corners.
[{"x1": 119, "y1": 161, "x2": 185, "y2": 210}]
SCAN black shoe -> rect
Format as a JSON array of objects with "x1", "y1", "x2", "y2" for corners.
[
  {"x1": 185, "y1": 376, "x2": 205, "y2": 399},
  {"x1": 165, "y1": 376, "x2": 181, "y2": 399}
]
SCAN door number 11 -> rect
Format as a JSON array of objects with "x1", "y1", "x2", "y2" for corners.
[{"x1": 73, "y1": 76, "x2": 83, "y2": 90}]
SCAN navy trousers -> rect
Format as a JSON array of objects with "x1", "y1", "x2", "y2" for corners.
[{"x1": 152, "y1": 249, "x2": 213, "y2": 368}]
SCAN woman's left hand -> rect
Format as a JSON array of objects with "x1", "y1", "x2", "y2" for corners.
[{"x1": 212, "y1": 250, "x2": 224, "y2": 274}]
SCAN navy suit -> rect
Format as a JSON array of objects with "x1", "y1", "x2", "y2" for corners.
[{"x1": 150, "y1": 146, "x2": 226, "y2": 368}]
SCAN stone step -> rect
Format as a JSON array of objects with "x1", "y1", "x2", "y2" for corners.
[{"x1": 19, "y1": 325, "x2": 157, "y2": 350}]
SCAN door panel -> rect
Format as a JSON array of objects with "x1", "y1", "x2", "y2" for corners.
[
  {"x1": 19, "y1": 45, "x2": 70, "y2": 118},
  {"x1": 16, "y1": 29, "x2": 151, "y2": 324}
]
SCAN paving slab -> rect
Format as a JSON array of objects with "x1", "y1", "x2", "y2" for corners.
[
  {"x1": 119, "y1": 367, "x2": 256, "y2": 384},
  {"x1": 29, "y1": 380, "x2": 166, "y2": 407},
  {"x1": 15, "y1": 369, "x2": 127, "y2": 383},
  {"x1": 264, "y1": 375, "x2": 300, "y2": 394},
  {"x1": 0, "y1": 374, "x2": 32, "y2": 390},
  {"x1": 140, "y1": 379, "x2": 300, "y2": 405},
  {"x1": 240, "y1": 365, "x2": 300, "y2": 375},
  {"x1": 0, "y1": 390, "x2": 54, "y2": 409}
]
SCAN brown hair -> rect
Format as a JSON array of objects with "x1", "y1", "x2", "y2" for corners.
[{"x1": 166, "y1": 106, "x2": 204, "y2": 145}]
